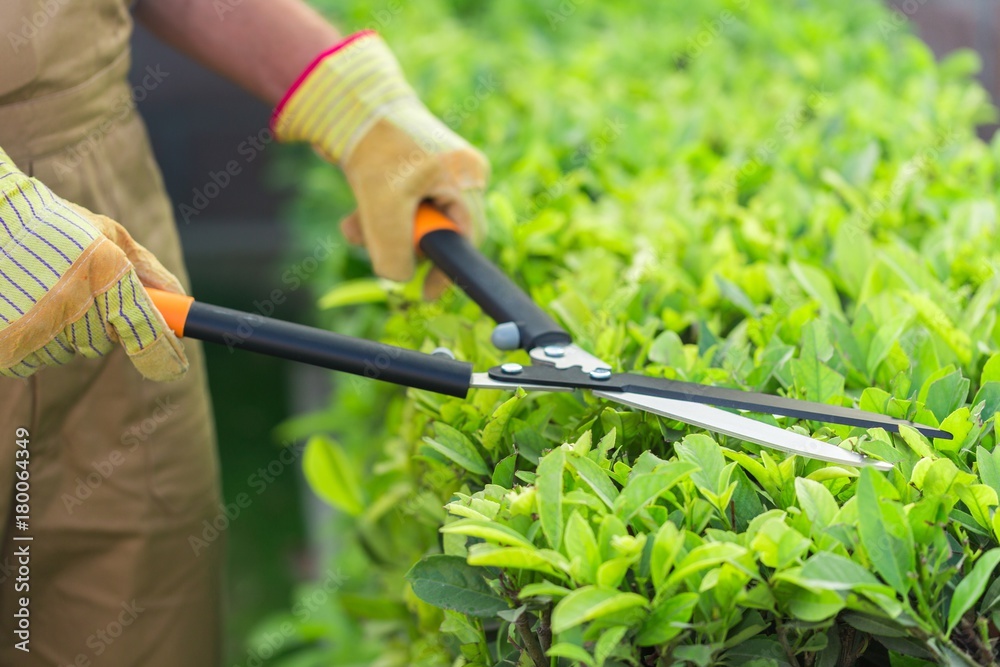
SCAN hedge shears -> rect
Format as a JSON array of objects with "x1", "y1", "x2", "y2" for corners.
[{"x1": 149, "y1": 205, "x2": 949, "y2": 470}]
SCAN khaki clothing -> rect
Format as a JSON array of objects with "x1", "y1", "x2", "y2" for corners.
[{"x1": 0, "y1": 1, "x2": 223, "y2": 665}]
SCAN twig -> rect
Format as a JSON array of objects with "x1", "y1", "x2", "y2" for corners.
[
  {"x1": 539, "y1": 606, "x2": 553, "y2": 652},
  {"x1": 776, "y1": 622, "x2": 802, "y2": 667},
  {"x1": 515, "y1": 612, "x2": 548, "y2": 667}
]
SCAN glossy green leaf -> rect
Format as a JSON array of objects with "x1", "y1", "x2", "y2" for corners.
[
  {"x1": 423, "y1": 423, "x2": 490, "y2": 476},
  {"x1": 406, "y1": 555, "x2": 508, "y2": 618},
  {"x1": 947, "y1": 548, "x2": 1000, "y2": 634},
  {"x1": 551, "y1": 586, "x2": 648, "y2": 633},
  {"x1": 614, "y1": 462, "x2": 698, "y2": 522},
  {"x1": 302, "y1": 435, "x2": 365, "y2": 516},
  {"x1": 537, "y1": 447, "x2": 566, "y2": 549},
  {"x1": 856, "y1": 467, "x2": 915, "y2": 594}
]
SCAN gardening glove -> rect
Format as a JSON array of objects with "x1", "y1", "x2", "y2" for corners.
[
  {"x1": 271, "y1": 30, "x2": 490, "y2": 298},
  {"x1": 0, "y1": 147, "x2": 188, "y2": 381}
]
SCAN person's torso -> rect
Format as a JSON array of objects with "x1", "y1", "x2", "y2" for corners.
[{"x1": 0, "y1": 0, "x2": 133, "y2": 105}]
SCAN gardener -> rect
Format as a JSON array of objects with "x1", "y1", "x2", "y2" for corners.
[{"x1": 0, "y1": 0, "x2": 487, "y2": 664}]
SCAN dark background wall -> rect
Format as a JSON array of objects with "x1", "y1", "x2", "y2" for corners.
[{"x1": 890, "y1": 0, "x2": 999, "y2": 138}]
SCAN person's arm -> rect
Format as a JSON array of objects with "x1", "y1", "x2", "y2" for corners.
[
  {"x1": 134, "y1": 0, "x2": 490, "y2": 298},
  {"x1": 133, "y1": 0, "x2": 340, "y2": 105}
]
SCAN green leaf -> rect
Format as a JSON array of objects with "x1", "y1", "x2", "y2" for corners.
[
  {"x1": 955, "y1": 484, "x2": 998, "y2": 531},
  {"x1": 715, "y1": 274, "x2": 758, "y2": 316},
  {"x1": 934, "y1": 407, "x2": 973, "y2": 453},
  {"x1": 790, "y1": 260, "x2": 845, "y2": 319},
  {"x1": 595, "y1": 626, "x2": 628, "y2": 667},
  {"x1": 519, "y1": 581, "x2": 571, "y2": 598},
  {"x1": 423, "y1": 423, "x2": 490, "y2": 476},
  {"x1": 676, "y1": 433, "x2": 727, "y2": 494},
  {"x1": 649, "y1": 330, "x2": 685, "y2": 366},
  {"x1": 667, "y1": 542, "x2": 749, "y2": 586},
  {"x1": 795, "y1": 478, "x2": 838, "y2": 530},
  {"x1": 799, "y1": 552, "x2": 881, "y2": 589},
  {"x1": 405, "y1": 555, "x2": 508, "y2": 617},
  {"x1": 564, "y1": 511, "x2": 600, "y2": 582},
  {"x1": 750, "y1": 517, "x2": 810, "y2": 569},
  {"x1": 551, "y1": 586, "x2": 648, "y2": 633},
  {"x1": 982, "y1": 353, "x2": 1000, "y2": 384},
  {"x1": 491, "y1": 453, "x2": 516, "y2": 488},
  {"x1": 537, "y1": 447, "x2": 567, "y2": 550},
  {"x1": 568, "y1": 455, "x2": 619, "y2": 509},
  {"x1": 467, "y1": 544, "x2": 570, "y2": 577},
  {"x1": 546, "y1": 643, "x2": 596, "y2": 667},
  {"x1": 972, "y1": 382, "x2": 1000, "y2": 424},
  {"x1": 897, "y1": 424, "x2": 937, "y2": 460},
  {"x1": 317, "y1": 278, "x2": 388, "y2": 309},
  {"x1": 614, "y1": 462, "x2": 698, "y2": 522},
  {"x1": 440, "y1": 519, "x2": 535, "y2": 548},
  {"x1": 857, "y1": 467, "x2": 915, "y2": 594},
  {"x1": 781, "y1": 583, "x2": 846, "y2": 622},
  {"x1": 791, "y1": 321, "x2": 845, "y2": 403},
  {"x1": 635, "y1": 592, "x2": 699, "y2": 646},
  {"x1": 481, "y1": 388, "x2": 525, "y2": 452},
  {"x1": 902, "y1": 292, "x2": 972, "y2": 366},
  {"x1": 302, "y1": 435, "x2": 365, "y2": 516},
  {"x1": 947, "y1": 548, "x2": 1000, "y2": 634},
  {"x1": 977, "y1": 446, "x2": 1000, "y2": 493},
  {"x1": 922, "y1": 369, "x2": 970, "y2": 423}
]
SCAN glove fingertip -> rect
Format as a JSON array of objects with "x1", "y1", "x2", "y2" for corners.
[{"x1": 129, "y1": 333, "x2": 190, "y2": 382}]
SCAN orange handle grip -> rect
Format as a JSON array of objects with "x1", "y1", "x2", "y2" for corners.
[
  {"x1": 413, "y1": 203, "x2": 460, "y2": 249},
  {"x1": 145, "y1": 287, "x2": 194, "y2": 337}
]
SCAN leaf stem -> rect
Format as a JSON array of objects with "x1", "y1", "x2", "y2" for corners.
[
  {"x1": 515, "y1": 611, "x2": 548, "y2": 667},
  {"x1": 539, "y1": 605, "x2": 553, "y2": 652},
  {"x1": 776, "y1": 621, "x2": 802, "y2": 667}
]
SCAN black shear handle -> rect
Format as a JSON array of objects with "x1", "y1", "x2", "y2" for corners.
[
  {"x1": 147, "y1": 288, "x2": 474, "y2": 398},
  {"x1": 415, "y1": 204, "x2": 572, "y2": 351}
]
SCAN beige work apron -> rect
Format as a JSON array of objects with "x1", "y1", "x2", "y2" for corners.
[{"x1": 0, "y1": 2, "x2": 223, "y2": 665}]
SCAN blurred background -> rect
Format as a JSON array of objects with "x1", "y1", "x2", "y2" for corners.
[{"x1": 125, "y1": 0, "x2": 1000, "y2": 660}]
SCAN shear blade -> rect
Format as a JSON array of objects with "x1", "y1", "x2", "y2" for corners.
[{"x1": 594, "y1": 389, "x2": 893, "y2": 471}]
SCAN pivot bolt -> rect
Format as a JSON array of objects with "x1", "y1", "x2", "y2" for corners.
[
  {"x1": 589, "y1": 368, "x2": 612, "y2": 381},
  {"x1": 543, "y1": 346, "x2": 566, "y2": 358},
  {"x1": 500, "y1": 363, "x2": 523, "y2": 375}
]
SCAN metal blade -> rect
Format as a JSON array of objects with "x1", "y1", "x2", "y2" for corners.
[
  {"x1": 595, "y1": 389, "x2": 893, "y2": 471},
  {"x1": 507, "y1": 358, "x2": 950, "y2": 440},
  {"x1": 469, "y1": 372, "x2": 573, "y2": 393}
]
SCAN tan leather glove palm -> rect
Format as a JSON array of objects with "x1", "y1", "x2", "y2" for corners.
[
  {"x1": 0, "y1": 148, "x2": 188, "y2": 381},
  {"x1": 272, "y1": 31, "x2": 489, "y2": 296}
]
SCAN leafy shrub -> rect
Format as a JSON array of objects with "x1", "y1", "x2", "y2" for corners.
[{"x1": 263, "y1": 0, "x2": 1000, "y2": 665}]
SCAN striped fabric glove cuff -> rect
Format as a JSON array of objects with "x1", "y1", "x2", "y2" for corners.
[{"x1": 271, "y1": 31, "x2": 466, "y2": 163}]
